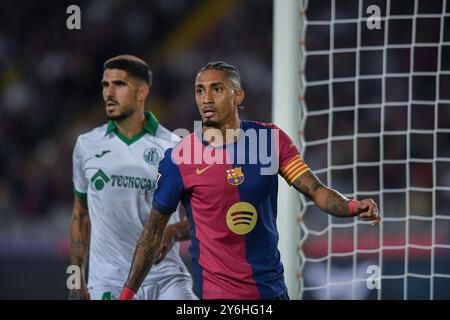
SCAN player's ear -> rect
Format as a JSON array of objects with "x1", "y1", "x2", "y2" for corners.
[
  {"x1": 234, "y1": 88, "x2": 245, "y2": 106},
  {"x1": 137, "y1": 84, "x2": 149, "y2": 102}
]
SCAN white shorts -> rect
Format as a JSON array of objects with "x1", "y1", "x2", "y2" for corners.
[{"x1": 89, "y1": 275, "x2": 198, "y2": 300}]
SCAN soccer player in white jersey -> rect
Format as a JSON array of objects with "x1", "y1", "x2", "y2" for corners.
[{"x1": 69, "y1": 55, "x2": 197, "y2": 300}]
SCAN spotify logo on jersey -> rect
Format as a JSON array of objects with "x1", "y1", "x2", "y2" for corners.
[{"x1": 226, "y1": 202, "x2": 258, "y2": 235}]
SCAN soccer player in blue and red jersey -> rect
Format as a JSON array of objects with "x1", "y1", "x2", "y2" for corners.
[{"x1": 119, "y1": 62, "x2": 381, "y2": 300}]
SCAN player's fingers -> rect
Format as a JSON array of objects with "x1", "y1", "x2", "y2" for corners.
[
  {"x1": 154, "y1": 247, "x2": 162, "y2": 264},
  {"x1": 154, "y1": 245, "x2": 168, "y2": 265},
  {"x1": 371, "y1": 215, "x2": 381, "y2": 226},
  {"x1": 360, "y1": 211, "x2": 381, "y2": 224},
  {"x1": 358, "y1": 203, "x2": 369, "y2": 211},
  {"x1": 359, "y1": 206, "x2": 374, "y2": 218},
  {"x1": 360, "y1": 215, "x2": 378, "y2": 221},
  {"x1": 154, "y1": 253, "x2": 162, "y2": 265},
  {"x1": 359, "y1": 199, "x2": 378, "y2": 212},
  {"x1": 359, "y1": 208, "x2": 380, "y2": 221}
]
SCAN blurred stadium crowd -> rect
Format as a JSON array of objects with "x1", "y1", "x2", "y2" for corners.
[{"x1": 0, "y1": 0, "x2": 272, "y2": 254}]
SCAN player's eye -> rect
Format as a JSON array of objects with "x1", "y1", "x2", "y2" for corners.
[
  {"x1": 213, "y1": 86, "x2": 222, "y2": 93},
  {"x1": 196, "y1": 88, "x2": 205, "y2": 95}
]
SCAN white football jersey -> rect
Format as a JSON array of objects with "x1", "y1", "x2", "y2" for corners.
[{"x1": 72, "y1": 112, "x2": 187, "y2": 288}]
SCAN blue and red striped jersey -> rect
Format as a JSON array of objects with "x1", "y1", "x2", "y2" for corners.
[{"x1": 153, "y1": 120, "x2": 310, "y2": 299}]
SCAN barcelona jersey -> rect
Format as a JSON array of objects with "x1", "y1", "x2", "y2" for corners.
[{"x1": 153, "y1": 120, "x2": 310, "y2": 299}]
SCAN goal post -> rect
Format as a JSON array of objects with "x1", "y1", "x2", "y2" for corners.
[
  {"x1": 274, "y1": 0, "x2": 450, "y2": 299},
  {"x1": 272, "y1": 0, "x2": 302, "y2": 299}
]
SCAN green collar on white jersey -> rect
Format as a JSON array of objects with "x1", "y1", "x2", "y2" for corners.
[{"x1": 106, "y1": 112, "x2": 159, "y2": 145}]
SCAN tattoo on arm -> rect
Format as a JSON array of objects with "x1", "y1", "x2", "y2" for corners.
[
  {"x1": 292, "y1": 171, "x2": 325, "y2": 198},
  {"x1": 292, "y1": 171, "x2": 351, "y2": 218},
  {"x1": 70, "y1": 213, "x2": 83, "y2": 266},
  {"x1": 326, "y1": 191, "x2": 349, "y2": 217},
  {"x1": 70, "y1": 199, "x2": 90, "y2": 268},
  {"x1": 125, "y1": 208, "x2": 170, "y2": 291},
  {"x1": 69, "y1": 198, "x2": 90, "y2": 299}
]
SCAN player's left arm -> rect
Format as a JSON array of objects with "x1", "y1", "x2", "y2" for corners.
[{"x1": 292, "y1": 170, "x2": 381, "y2": 226}]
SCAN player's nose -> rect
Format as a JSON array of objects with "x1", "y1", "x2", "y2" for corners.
[{"x1": 203, "y1": 90, "x2": 213, "y2": 105}]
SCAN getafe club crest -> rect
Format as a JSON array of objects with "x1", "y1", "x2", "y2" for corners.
[
  {"x1": 143, "y1": 147, "x2": 162, "y2": 166},
  {"x1": 226, "y1": 167, "x2": 245, "y2": 186}
]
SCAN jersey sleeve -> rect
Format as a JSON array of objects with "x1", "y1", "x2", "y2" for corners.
[
  {"x1": 276, "y1": 126, "x2": 311, "y2": 185},
  {"x1": 72, "y1": 137, "x2": 88, "y2": 200},
  {"x1": 152, "y1": 148, "x2": 185, "y2": 215}
]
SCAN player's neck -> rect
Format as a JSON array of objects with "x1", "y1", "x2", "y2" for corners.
[{"x1": 114, "y1": 111, "x2": 146, "y2": 139}]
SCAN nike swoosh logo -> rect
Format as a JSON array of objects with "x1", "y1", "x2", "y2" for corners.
[
  {"x1": 95, "y1": 150, "x2": 111, "y2": 158},
  {"x1": 196, "y1": 164, "x2": 214, "y2": 175}
]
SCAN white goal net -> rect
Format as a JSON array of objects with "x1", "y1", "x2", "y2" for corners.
[{"x1": 296, "y1": 0, "x2": 450, "y2": 299}]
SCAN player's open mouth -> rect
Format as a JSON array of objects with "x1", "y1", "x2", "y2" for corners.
[{"x1": 203, "y1": 107, "x2": 216, "y2": 118}]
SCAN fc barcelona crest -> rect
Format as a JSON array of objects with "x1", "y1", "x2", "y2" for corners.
[{"x1": 226, "y1": 167, "x2": 245, "y2": 186}]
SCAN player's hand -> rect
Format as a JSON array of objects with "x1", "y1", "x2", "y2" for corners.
[
  {"x1": 154, "y1": 225, "x2": 176, "y2": 265},
  {"x1": 69, "y1": 287, "x2": 90, "y2": 300},
  {"x1": 356, "y1": 198, "x2": 381, "y2": 227}
]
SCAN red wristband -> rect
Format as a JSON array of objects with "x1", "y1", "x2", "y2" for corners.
[
  {"x1": 119, "y1": 287, "x2": 136, "y2": 300},
  {"x1": 348, "y1": 200, "x2": 358, "y2": 215}
]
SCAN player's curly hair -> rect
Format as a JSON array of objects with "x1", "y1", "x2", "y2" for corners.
[{"x1": 104, "y1": 55, "x2": 152, "y2": 87}]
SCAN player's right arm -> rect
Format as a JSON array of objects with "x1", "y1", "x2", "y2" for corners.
[
  {"x1": 121, "y1": 207, "x2": 171, "y2": 296},
  {"x1": 70, "y1": 137, "x2": 91, "y2": 299},
  {"x1": 69, "y1": 196, "x2": 91, "y2": 300},
  {"x1": 120, "y1": 147, "x2": 185, "y2": 299}
]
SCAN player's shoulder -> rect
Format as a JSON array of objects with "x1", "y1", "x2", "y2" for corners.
[
  {"x1": 242, "y1": 120, "x2": 293, "y2": 143},
  {"x1": 242, "y1": 120, "x2": 280, "y2": 130},
  {"x1": 170, "y1": 131, "x2": 196, "y2": 147},
  {"x1": 75, "y1": 123, "x2": 109, "y2": 148},
  {"x1": 163, "y1": 131, "x2": 196, "y2": 159},
  {"x1": 154, "y1": 123, "x2": 181, "y2": 147}
]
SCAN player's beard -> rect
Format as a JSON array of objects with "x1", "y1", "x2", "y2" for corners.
[
  {"x1": 204, "y1": 119, "x2": 219, "y2": 127},
  {"x1": 106, "y1": 105, "x2": 135, "y2": 121}
]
